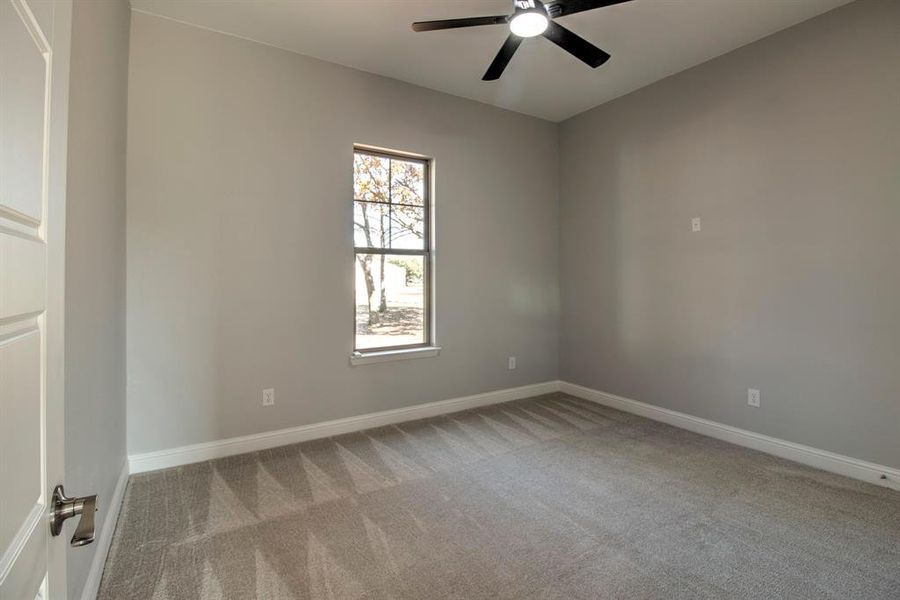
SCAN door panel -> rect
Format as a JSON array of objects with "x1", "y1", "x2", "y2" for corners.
[
  {"x1": 0, "y1": 0, "x2": 46, "y2": 223},
  {"x1": 0, "y1": 235, "x2": 46, "y2": 319},
  {"x1": 0, "y1": 329, "x2": 42, "y2": 552},
  {"x1": 0, "y1": 0, "x2": 66, "y2": 598},
  {"x1": 1, "y1": 530, "x2": 44, "y2": 600}
]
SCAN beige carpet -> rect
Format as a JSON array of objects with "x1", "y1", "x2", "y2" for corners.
[{"x1": 98, "y1": 393, "x2": 900, "y2": 599}]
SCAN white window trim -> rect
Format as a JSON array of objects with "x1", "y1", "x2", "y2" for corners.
[
  {"x1": 353, "y1": 147, "x2": 434, "y2": 356},
  {"x1": 350, "y1": 346, "x2": 441, "y2": 366}
]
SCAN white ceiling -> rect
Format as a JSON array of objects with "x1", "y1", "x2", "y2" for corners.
[{"x1": 130, "y1": 0, "x2": 854, "y2": 122}]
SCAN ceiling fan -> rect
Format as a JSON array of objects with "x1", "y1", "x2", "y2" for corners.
[{"x1": 412, "y1": 0, "x2": 633, "y2": 81}]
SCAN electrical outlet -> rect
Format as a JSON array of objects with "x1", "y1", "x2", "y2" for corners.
[
  {"x1": 508, "y1": 356, "x2": 517, "y2": 370},
  {"x1": 262, "y1": 388, "x2": 275, "y2": 407},
  {"x1": 691, "y1": 217, "x2": 702, "y2": 232},
  {"x1": 747, "y1": 388, "x2": 760, "y2": 408}
]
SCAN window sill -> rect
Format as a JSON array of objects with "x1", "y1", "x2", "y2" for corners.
[{"x1": 350, "y1": 346, "x2": 441, "y2": 366}]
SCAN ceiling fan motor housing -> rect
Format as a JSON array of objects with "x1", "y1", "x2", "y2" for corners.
[
  {"x1": 514, "y1": 0, "x2": 550, "y2": 16},
  {"x1": 513, "y1": 0, "x2": 563, "y2": 18}
]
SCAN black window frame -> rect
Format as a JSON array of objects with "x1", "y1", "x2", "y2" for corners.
[{"x1": 352, "y1": 147, "x2": 433, "y2": 353}]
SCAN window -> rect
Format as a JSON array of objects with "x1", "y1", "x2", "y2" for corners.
[{"x1": 353, "y1": 148, "x2": 432, "y2": 355}]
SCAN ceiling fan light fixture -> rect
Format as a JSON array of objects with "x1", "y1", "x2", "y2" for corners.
[
  {"x1": 509, "y1": 10, "x2": 548, "y2": 38},
  {"x1": 411, "y1": 0, "x2": 628, "y2": 81}
]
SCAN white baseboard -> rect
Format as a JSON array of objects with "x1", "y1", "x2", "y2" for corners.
[
  {"x1": 81, "y1": 460, "x2": 129, "y2": 600},
  {"x1": 560, "y1": 381, "x2": 900, "y2": 492},
  {"x1": 128, "y1": 379, "x2": 900, "y2": 492},
  {"x1": 128, "y1": 381, "x2": 560, "y2": 474}
]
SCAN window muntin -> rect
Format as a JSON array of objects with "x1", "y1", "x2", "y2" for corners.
[{"x1": 353, "y1": 149, "x2": 431, "y2": 352}]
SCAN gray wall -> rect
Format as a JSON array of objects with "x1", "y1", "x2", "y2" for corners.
[
  {"x1": 559, "y1": 0, "x2": 900, "y2": 469},
  {"x1": 64, "y1": 0, "x2": 130, "y2": 597},
  {"x1": 126, "y1": 13, "x2": 559, "y2": 455}
]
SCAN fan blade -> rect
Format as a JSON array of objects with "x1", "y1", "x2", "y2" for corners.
[
  {"x1": 482, "y1": 35, "x2": 524, "y2": 81},
  {"x1": 546, "y1": 0, "x2": 633, "y2": 18},
  {"x1": 542, "y1": 21, "x2": 610, "y2": 68},
  {"x1": 412, "y1": 15, "x2": 508, "y2": 32}
]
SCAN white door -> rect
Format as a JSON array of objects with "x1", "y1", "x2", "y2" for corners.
[{"x1": 0, "y1": 0, "x2": 72, "y2": 598}]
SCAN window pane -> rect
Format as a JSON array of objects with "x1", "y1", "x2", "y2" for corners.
[
  {"x1": 390, "y1": 205, "x2": 425, "y2": 249},
  {"x1": 354, "y1": 201, "x2": 389, "y2": 248},
  {"x1": 355, "y1": 254, "x2": 425, "y2": 350},
  {"x1": 354, "y1": 153, "x2": 389, "y2": 203},
  {"x1": 390, "y1": 159, "x2": 425, "y2": 206}
]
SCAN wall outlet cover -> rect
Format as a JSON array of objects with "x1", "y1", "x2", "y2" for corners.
[
  {"x1": 748, "y1": 388, "x2": 760, "y2": 407},
  {"x1": 262, "y1": 388, "x2": 275, "y2": 406}
]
